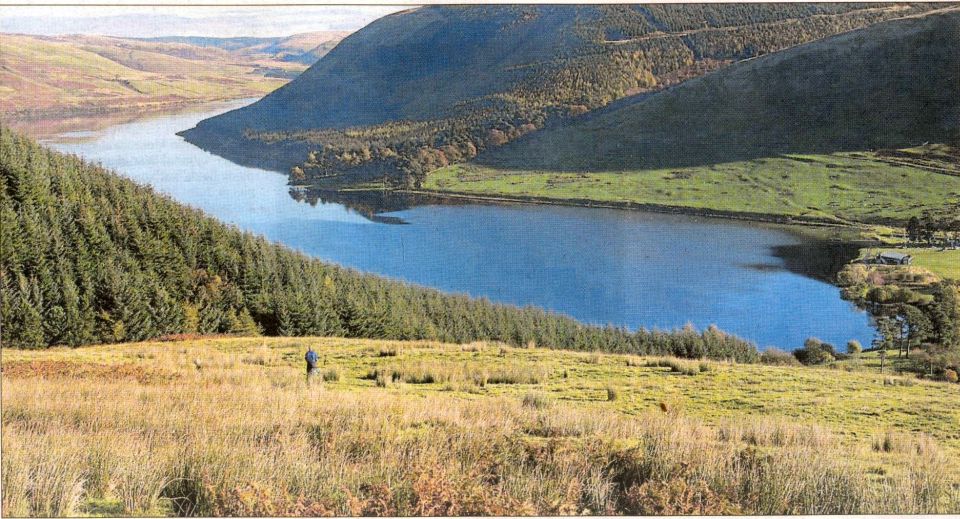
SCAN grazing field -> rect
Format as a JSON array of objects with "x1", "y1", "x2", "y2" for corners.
[
  {"x1": 3, "y1": 337, "x2": 959, "y2": 516},
  {"x1": 425, "y1": 151, "x2": 960, "y2": 225},
  {"x1": 858, "y1": 247, "x2": 960, "y2": 281}
]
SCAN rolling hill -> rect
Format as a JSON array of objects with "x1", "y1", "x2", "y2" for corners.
[
  {"x1": 0, "y1": 31, "x2": 347, "y2": 124},
  {"x1": 179, "y1": 3, "x2": 941, "y2": 184},
  {"x1": 142, "y1": 31, "x2": 350, "y2": 65},
  {"x1": 423, "y1": 8, "x2": 960, "y2": 225}
]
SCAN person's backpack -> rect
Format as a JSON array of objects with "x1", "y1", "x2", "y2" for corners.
[{"x1": 305, "y1": 349, "x2": 318, "y2": 365}]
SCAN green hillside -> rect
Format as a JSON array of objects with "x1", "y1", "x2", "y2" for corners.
[
  {"x1": 0, "y1": 128, "x2": 756, "y2": 361},
  {"x1": 180, "y1": 3, "x2": 939, "y2": 184},
  {"x1": 425, "y1": 8, "x2": 960, "y2": 226}
]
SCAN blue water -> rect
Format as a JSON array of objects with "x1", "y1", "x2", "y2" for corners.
[{"x1": 45, "y1": 100, "x2": 876, "y2": 350}]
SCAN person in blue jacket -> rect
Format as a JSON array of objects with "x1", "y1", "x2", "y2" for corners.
[{"x1": 305, "y1": 346, "x2": 319, "y2": 379}]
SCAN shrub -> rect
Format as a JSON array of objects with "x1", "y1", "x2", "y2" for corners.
[
  {"x1": 606, "y1": 386, "x2": 619, "y2": 401},
  {"x1": 620, "y1": 477, "x2": 738, "y2": 515},
  {"x1": 846, "y1": 340, "x2": 862, "y2": 355},
  {"x1": 321, "y1": 367, "x2": 341, "y2": 382},
  {"x1": 793, "y1": 338, "x2": 836, "y2": 365},
  {"x1": 945, "y1": 369, "x2": 958, "y2": 383}
]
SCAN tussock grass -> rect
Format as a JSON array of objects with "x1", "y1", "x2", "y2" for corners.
[
  {"x1": 377, "y1": 344, "x2": 402, "y2": 357},
  {"x1": 645, "y1": 357, "x2": 704, "y2": 376},
  {"x1": 2, "y1": 338, "x2": 959, "y2": 516},
  {"x1": 459, "y1": 341, "x2": 487, "y2": 353},
  {"x1": 605, "y1": 386, "x2": 619, "y2": 401},
  {"x1": 521, "y1": 391, "x2": 551, "y2": 409},
  {"x1": 320, "y1": 367, "x2": 342, "y2": 382},
  {"x1": 367, "y1": 361, "x2": 548, "y2": 387},
  {"x1": 1, "y1": 430, "x2": 87, "y2": 517}
]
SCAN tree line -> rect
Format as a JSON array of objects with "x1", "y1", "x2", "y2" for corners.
[
  {"x1": 906, "y1": 213, "x2": 960, "y2": 245},
  {"x1": 837, "y1": 262, "x2": 960, "y2": 380},
  {"x1": 0, "y1": 128, "x2": 759, "y2": 362}
]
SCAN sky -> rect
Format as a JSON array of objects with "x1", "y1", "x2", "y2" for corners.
[{"x1": 0, "y1": 6, "x2": 411, "y2": 38}]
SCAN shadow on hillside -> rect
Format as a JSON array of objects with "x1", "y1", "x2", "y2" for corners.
[{"x1": 475, "y1": 10, "x2": 960, "y2": 173}]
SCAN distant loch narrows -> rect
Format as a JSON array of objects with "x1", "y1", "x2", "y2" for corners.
[{"x1": 45, "y1": 100, "x2": 877, "y2": 351}]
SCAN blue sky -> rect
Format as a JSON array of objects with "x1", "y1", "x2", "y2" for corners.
[{"x1": 0, "y1": 6, "x2": 410, "y2": 38}]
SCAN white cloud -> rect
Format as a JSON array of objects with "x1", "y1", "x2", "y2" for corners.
[{"x1": 0, "y1": 5, "x2": 410, "y2": 38}]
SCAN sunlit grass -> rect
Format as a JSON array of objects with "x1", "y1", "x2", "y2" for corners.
[
  {"x1": 3, "y1": 336, "x2": 959, "y2": 516},
  {"x1": 425, "y1": 151, "x2": 960, "y2": 225},
  {"x1": 859, "y1": 247, "x2": 960, "y2": 281}
]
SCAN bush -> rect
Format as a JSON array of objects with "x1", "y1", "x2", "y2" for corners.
[
  {"x1": 606, "y1": 386, "x2": 619, "y2": 401},
  {"x1": 759, "y1": 348, "x2": 800, "y2": 366},
  {"x1": 793, "y1": 338, "x2": 836, "y2": 366},
  {"x1": 321, "y1": 367, "x2": 341, "y2": 382},
  {"x1": 945, "y1": 369, "x2": 959, "y2": 383},
  {"x1": 846, "y1": 340, "x2": 862, "y2": 355}
]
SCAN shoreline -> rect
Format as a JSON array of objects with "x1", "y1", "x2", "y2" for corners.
[
  {"x1": 1, "y1": 96, "x2": 261, "y2": 139},
  {"x1": 390, "y1": 187, "x2": 857, "y2": 229}
]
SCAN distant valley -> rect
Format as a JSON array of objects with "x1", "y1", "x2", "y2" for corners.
[{"x1": 0, "y1": 31, "x2": 347, "y2": 127}]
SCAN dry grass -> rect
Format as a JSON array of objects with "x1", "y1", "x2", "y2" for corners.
[
  {"x1": 2, "y1": 338, "x2": 959, "y2": 516},
  {"x1": 644, "y1": 356, "x2": 706, "y2": 376}
]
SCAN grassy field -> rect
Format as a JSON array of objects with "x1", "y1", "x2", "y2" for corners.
[
  {"x1": 858, "y1": 247, "x2": 960, "y2": 281},
  {"x1": 3, "y1": 337, "x2": 959, "y2": 516},
  {"x1": 426, "y1": 151, "x2": 960, "y2": 225}
]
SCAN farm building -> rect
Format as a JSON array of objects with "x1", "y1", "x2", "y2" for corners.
[{"x1": 875, "y1": 251, "x2": 913, "y2": 265}]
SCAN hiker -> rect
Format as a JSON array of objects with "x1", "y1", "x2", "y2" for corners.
[{"x1": 305, "y1": 346, "x2": 319, "y2": 379}]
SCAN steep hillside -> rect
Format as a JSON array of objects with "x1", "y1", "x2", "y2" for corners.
[
  {"x1": 0, "y1": 32, "x2": 338, "y2": 122},
  {"x1": 419, "y1": 8, "x2": 960, "y2": 226},
  {"x1": 478, "y1": 8, "x2": 960, "y2": 172},
  {"x1": 179, "y1": 3, "x2": 940, "y2": 185},
  {"x1": 0, "y1": 128, "x2": 757, "y2": 361}
]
